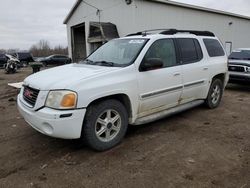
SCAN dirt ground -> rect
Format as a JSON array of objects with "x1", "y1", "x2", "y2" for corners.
[{"x1": 0, "y1": 68, "x2": 249, "y2": 188}]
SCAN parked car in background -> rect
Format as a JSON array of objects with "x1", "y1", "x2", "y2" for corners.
[
  {"x1": 39, "y1": 55, "x2": 71, "y2": 66},
  {"x1": 11, "y1": 52, "x2": 34, "y2": 67},
  {"x1": 0, "y1": 53, "x2": 8, "y2": 68},
  {"x1": 228, "y1": 48, "x2": 250, "y2": 83}
]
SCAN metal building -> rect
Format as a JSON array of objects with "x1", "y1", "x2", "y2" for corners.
[{"x1": 64, "y1": 0, "x2": 250, "y2": 62}]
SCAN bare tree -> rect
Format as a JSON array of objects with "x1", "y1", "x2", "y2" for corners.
[
  {"x1": 0, "y1": 49, "x2": 6, "y2": 54},
  {"x1": 29, "y1": 40, "x2": 68, "y2": 57}
]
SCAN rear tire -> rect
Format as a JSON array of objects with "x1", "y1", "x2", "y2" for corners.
[
  {"x1": 82, "y1": 99, "x2": 128, "y2": 151},
  {"x1": 205, "y1": 79, "x2": 223, "y2": 109}
]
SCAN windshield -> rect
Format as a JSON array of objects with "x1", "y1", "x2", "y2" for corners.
[
  {"x1": 229, "y1": 50, "x2": 250, "y2": 60},
  {"x1": 81, "y1": 38, "x2": 148, "y2": 67}
]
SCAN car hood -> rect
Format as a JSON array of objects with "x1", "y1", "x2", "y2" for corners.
[
  {"x1": 24, "y1": 63, "x2": 119, "y2": 90},
  {"x1": 228, "y1": 59, "x2": 250, "y2": 66}
]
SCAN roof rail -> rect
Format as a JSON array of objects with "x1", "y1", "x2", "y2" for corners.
[
  {"x1": 126, "y1": 29, "x2": 215, "y2": 37},
  {"x1": 126, "y1": 29, "x2": 169, "y2": 37},
  {"x1": 160, "y1": 29, "x2": 215, "y2": 37}
]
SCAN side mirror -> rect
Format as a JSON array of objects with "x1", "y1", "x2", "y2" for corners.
[{"x1": 140, "y1": 58, "x2": 163, "y2": 72}]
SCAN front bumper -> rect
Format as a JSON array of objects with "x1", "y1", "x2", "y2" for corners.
[
  {"x1": 17, "y1": 94, "x2": 86, "y2": 139},
  {"x1": 229, "y1": 71, "x2": 250, "y2": 83}
]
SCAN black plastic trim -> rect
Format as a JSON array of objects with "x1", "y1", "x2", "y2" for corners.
[
  {"x1": 184, "y1": 80, "x2": 205, "y2": 88},
  {"x1": 60, "y1": 113, "x2": 73, "y2": 118},
  {"x1": 141, "y1": 86, "x2": 183, "y2": 99}
]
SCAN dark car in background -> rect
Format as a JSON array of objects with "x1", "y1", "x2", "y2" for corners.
[
  {"x1": 14, "y1": 52, "x2": 34, "y2": 66},
  {"x1": 39, "y1": 55, "x2": 71, "y2": 66},
  {"x1": 228, "y1": 48, "x2": 250, "y2": 83},
  {"x1": 0, "y1": 53, "x2": 8, "y2": 68}
]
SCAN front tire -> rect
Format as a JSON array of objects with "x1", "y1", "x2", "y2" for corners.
[
  {"x1": 205, "y1": 79, "x2": 223, "y2": 109},
  {"x1": 82, "y1": 99, "x2": 128, "y2": 151}
]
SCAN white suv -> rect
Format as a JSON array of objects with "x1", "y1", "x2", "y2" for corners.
[{"x1": 18, "y1": 29, "x2": 228, "y2": 151}]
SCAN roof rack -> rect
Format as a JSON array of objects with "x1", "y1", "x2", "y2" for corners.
[
  {"x1": 160, "y1": 29, "x2": 215, "y2": 37},
  {"x1": 126, "y1": 29, "x2": 215, "y2": 37}
]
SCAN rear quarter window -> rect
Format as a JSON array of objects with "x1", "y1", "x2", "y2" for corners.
[{"x1": 203, "y1": 39, "x2": 225, "y2": 57}]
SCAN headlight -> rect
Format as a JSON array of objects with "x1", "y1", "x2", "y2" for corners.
[
  {"x1": 45, "y1": 90, "x2": 77, "y2": 109},
  {"x1": 247, "y1": 67, "x2": 250, "y2": 73}
]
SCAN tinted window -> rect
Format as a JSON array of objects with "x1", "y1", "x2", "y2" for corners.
[
  {"x1": 0, "y1": 54, "x2": 5, "y2": 58},
  {"x1": 17, "y1": 53, "x2": 32, "y2": 58},
  {"x1": 144, "y1": 39, "x2": 177, "y2": 68},
  {"x1": 194, "y1": 39, "x2": 203, "y2": 60},
  {"x1": 177, "y1": 38, "x2": 202, "y2": 63},
  {"x1": 203, "y1": 39, "x2": 225, "y2": 57},
  {"x1": 229, "y1": 50, "x2": 250, "y2": 60}
]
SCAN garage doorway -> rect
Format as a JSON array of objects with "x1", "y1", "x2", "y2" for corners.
[
  {"x1": 71, "y1": 23, "x2": 87, "y2": 62},
  {"x1": 88, "y1": 22, "x2": 120, "y2": 53}
]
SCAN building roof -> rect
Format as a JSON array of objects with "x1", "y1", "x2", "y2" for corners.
[{"x1": 63, "y1": 0, "x2": 250, "y2": 24}]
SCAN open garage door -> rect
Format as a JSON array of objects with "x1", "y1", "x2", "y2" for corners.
[{"x1": 71, "y1": 23, "x2": 87, "y2": 63}]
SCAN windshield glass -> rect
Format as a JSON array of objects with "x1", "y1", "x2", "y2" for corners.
[
  {"x1": 81, "y1": 38, "x2": 148, "y2": 67},
  {"x1": 229, "y1": 50, "x2": 250, "y2": 60}
]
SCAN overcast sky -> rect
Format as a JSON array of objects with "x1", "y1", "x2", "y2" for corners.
[{"x1": 0, "y1": 0, "x2": 250, "y2": 50}]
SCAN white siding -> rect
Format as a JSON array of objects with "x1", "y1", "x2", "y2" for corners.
[{"x1": 66, "y1": 0, "x2": 250, "y2": 57}]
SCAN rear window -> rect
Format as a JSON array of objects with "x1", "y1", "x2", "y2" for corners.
[
  {"x1": 0, "y1": 54, "x2": 5, "y2": 58},
  {"x1": 203, "y1": 39, "x2": 225, "y2": 57},
  {"x1": 177, "y1": 38, "x2": 203, "y2": 63},
  {"x1": 229, "y1": 50, "x2": 250, "y2": 60}
]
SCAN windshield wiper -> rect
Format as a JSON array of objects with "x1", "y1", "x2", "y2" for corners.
[
  {"x1": 84, "y1": 59, "x2": 115, "y2": 67},
  {"x1": 84, "y1": 59, "x2": 95, "y2": 64},
  {"x1": 94, "y1": 61, "x2": 115, "y2": 67}
]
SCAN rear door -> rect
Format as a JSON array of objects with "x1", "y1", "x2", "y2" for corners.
[
  {"x1": 52, "y1": 56, "x2": 62, "y2": 65},
  {"x1": 137, "y1": 38, "x2": 183, "y2": 117},
  {"x1": 177, "y1": 38, "x2": 209, "y2": 103}
]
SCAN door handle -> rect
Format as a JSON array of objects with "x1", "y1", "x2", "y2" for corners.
[
  {"x1": 173, "y1": 72, "x2": 181, "y2": 76},
  {"x1": 203, "y1": 67, "x2": 208, "y2": 70}
]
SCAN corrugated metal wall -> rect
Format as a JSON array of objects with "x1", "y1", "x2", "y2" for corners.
[{"x1": 66, "y1": 0, "x2": 250, "y2": 59}]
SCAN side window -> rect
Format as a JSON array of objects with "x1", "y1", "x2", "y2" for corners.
[
  {"x1": 203, "y1": 39, "x2": 225, "y2": 57},
  {"x1": 144, "y1": 39, "x2": 177, "y2": 68},
  {"x1": 194, "y1": 39, "x2": 203, "y2": 60},
  {"x1": 177, "y1": 38, "x2": 203, "y2": 63}
]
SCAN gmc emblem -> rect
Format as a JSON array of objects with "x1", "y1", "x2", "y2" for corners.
[{"x1": 24, "y1": 89, "x2": 33, "y2": 98}]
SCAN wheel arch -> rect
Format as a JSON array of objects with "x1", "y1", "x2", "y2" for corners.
[
  {"x1": 211, "y1": 73, "x2": 226, "y2": 87},
  {"x1": 86, "y1": 94, "x2": 133, "y2": 121}
]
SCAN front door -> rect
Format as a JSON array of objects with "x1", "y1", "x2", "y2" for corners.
[{"x1": 137, "y1": 39, "x2": 183, "y2": 118}]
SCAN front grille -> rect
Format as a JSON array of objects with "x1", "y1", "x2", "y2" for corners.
[
  {"x1": 23, "y1": 86, "x2": 39, "y2": 107},
  {"x1": 228, "y1": 66, "x2": 245, "y2": 72}
]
